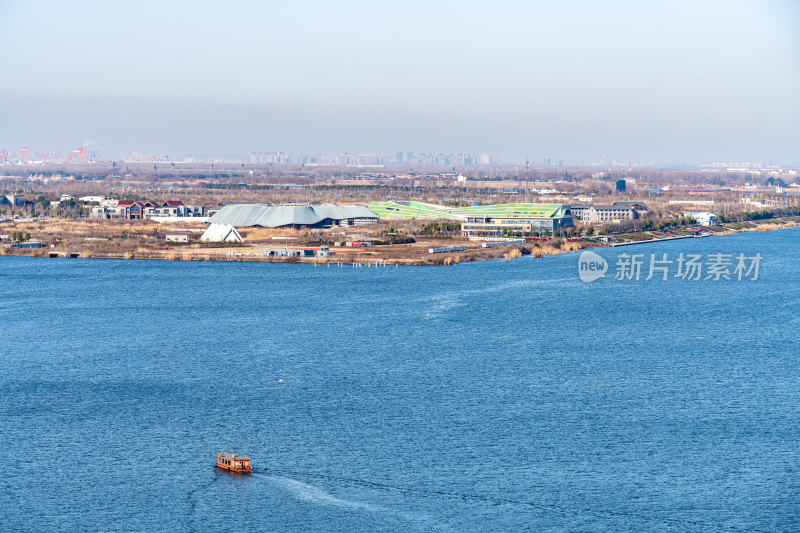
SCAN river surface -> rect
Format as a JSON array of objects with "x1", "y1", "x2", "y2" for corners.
[{"x1": 1, "y1": 227, "x2": 799, "y2": 532}]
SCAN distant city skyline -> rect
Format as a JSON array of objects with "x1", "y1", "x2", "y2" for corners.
[
  {"x1": 1, "y1": 144, "x2": 795, "y2": 172},
  {"x1": 1, "y1": 1, "x2": 798, "y2": 165}
]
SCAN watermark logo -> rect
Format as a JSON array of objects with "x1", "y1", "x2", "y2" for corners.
[
  {"x1": 578, "y1": 251, "x2": 608, "y2": 283},
  {"x1": 579, "y1": 250, "x2": 762, "y2": 282}
]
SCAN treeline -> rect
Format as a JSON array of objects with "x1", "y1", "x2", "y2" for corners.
[
  {"x1": 588, "y1": 206, "x2": 800, "y2": 236},
  {"x1": 647, "y1": 216, "x2": 697, "y2": 230},
  {"x1": 716, "y1": 207, "x2": 800, "y2": 223},
  {"x1": 372, "y1": 235, "x2": 417, "y2": 245},
  {"x1": 418, "y1": 222, "x2": 461, "y2": 236},
  {"x1": 200, "y1": 182, "x2": 255, "y2": 189},
  {"x1": 589, "y1": 215, "x2": 697, "y2": 236}
]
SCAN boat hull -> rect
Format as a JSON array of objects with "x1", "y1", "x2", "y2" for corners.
[{"x1": 215, "y1": 463, "x2": 251, "y2": 473}]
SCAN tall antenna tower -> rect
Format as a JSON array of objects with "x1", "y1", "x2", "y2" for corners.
[{"x1": 524, "y1": 157, "x2": 530, "y2": 203}]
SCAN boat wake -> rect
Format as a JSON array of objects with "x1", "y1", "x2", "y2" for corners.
[
  {"x1": 424, "y1": 278, "x2": 550, "y2": 315},
  {"x1": 252, "y1": 468, "x2": 758, "y2": 531},
  {"x1": 253, "y1": 469, "x2": 431, "y2": 523},
  {"x1": 268, "y1": 476, "x2": 388, "y2": 513}
]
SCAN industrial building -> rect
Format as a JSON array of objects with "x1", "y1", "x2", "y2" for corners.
[{"x1": 208, "y1": 203, "x2": 378, "y2": 228}]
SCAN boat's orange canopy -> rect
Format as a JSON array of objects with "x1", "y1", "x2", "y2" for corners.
[{"x1": 217, "y1": 453, "x2": 250, "y2": 461}]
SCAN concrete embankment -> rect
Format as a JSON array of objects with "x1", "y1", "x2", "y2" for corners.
[{"x1": 609, "y1": 235, "x2": 696, "y2": 247}]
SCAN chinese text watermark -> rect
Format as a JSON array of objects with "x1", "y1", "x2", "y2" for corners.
[{"x1": 579, "y1": 250, "x2": 762, "y2": 283}]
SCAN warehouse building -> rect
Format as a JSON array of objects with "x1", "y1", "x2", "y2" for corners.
[{"x1": 207, "y1": 203, "x2": 378, "y2": 228}]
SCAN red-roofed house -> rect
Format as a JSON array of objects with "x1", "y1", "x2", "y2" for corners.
[{"x1": 117, "y1": 200, "x2": 144, "y2": 219}]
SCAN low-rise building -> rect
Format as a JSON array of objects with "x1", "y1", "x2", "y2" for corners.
[
  {"x1": 144, "y1": 202, "x2": 205, "y2": 218},
  {"x1": 371, "y1": 201, "x2": 573, "y2": 238},
  {"x1": 682, "y1": 212, "x2": 716, "y2": 226},
  {"x1": 117, "y1": 201, "x2": 144, "y2": 219},
  {"x1": 90, "y1": 206, "x2": 126, "y2": 219},
  {"x1": 612, "y1": 201, "x2": 649, "y2": 215},
  {"x1": 566, "y1": 204, "x2": 592, "y2": 222},
  {"x1": 315, "y1": 246, "x2": 333, "y2": 257},
  {"x1": 90, "y1": 199, "x2": 205, "y2": 219},
  {"x1": 79, "y1": 195, "x2": 106, "y2": 203},
  {"x1": 165, "y1": 232, "x2": 190, "y2": 243},
  {"x1": 568, "y1": 203, "x2": 647, "y2": 225},
  {"x1": 261, "y1": 248, "x2": 315, "y2": 257},
  {"x1": 585, "y1": 205, "x2": 637, "y2": 224},
  {"x1": 460, "y1": 206, "x2": 574, "y2": 238}
]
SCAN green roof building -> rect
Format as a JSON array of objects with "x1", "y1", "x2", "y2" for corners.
[{"x1": 368, "y1": 201, "x2": 574, "y2": 237}]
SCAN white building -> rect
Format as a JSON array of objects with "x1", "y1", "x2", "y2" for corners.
[
  {"x1": 683, "y1": 211, "x2": 716, "y2": 226},
  {"x1": 201, "y1": 223, "x2": 243, "y2": 243},
  {"x1": 90, "y1": 206, "x2": 125, "y2": 219},
  {"x1": 144, "y1": 205, "x2": 205, "y2": 218},
  {"x1": 79, "y1": 196, "x2": 106, "y2": 203},
  {"x1": 165, "y1": 233, "x2": 189, "y2": 243}
]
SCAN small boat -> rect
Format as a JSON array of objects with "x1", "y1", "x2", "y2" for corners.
[{"x1": 216, "y1": 453, "x2": 252, "y2": 473}]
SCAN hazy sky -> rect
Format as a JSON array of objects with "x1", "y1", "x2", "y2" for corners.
[{"x1": 1, "y1": 0, "x2": 798, "y2": 163}]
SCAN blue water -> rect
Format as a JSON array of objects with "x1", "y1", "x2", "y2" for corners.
[{"x1": 2, "y1": 228, "x2": 799, "y2": 532}]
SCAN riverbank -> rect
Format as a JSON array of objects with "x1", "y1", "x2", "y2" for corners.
[
  {"x1": 601, "y1": 217, "x2": 798, "y2": 248},
  {"x1": 1, "y1": 217, "x2": 797, "y2": 266},
  {"x1": 0, "y1": 239, "x2": 588, "y2": 266},
  {"x1": 0, "y1": 218, "x2": 588, "y2": 266}
]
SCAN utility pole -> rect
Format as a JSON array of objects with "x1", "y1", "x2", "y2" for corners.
[{"x1": 524, "y1": 157, "x2": 530, "y2": 204}]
